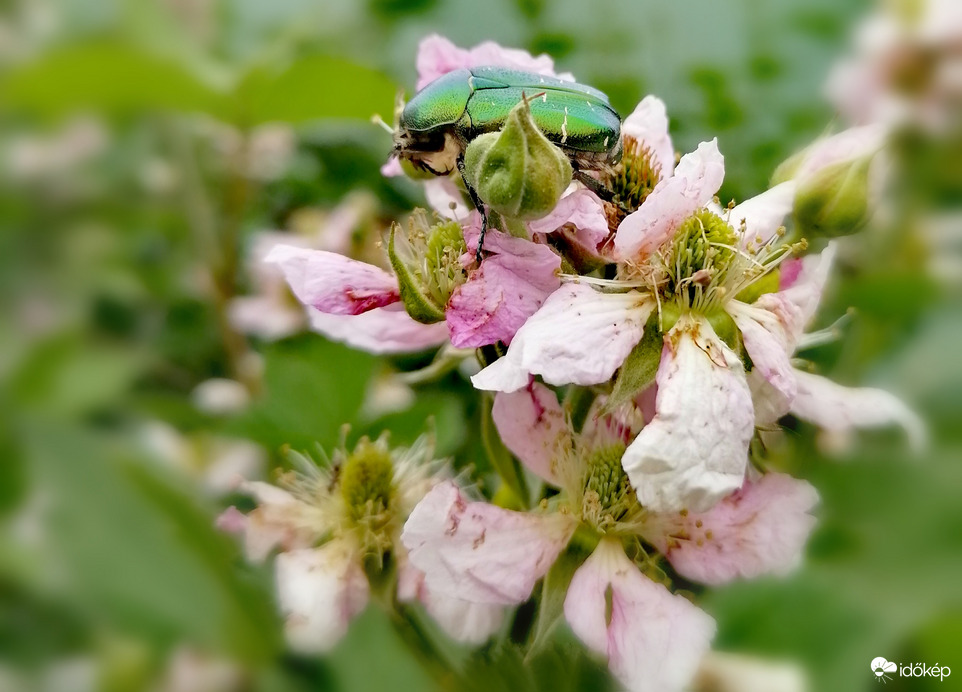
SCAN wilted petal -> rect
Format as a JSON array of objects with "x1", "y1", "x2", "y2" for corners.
[
  {"x1": 615, "y1": 139, "x2": 725, "y2": 259},
  {"x1": 446, "y1": 231, "x2": 561, "y2": 348},
  {"x1": 729, "y1": 181, "x2": 796, "y2": 246},
  {"x1": 415, "y1": 34, "x2": 569, "y2": 90},
  {"x1": 564, "y1": 538, "x2": 716, "y2": 692},
  {"x1": 728, "y1": 301, "x2": 797, "y2": 412},
  {"x1": 401, "y1": 482, "x2": 577, "y2": 605},
  {"x1": 528, "y1": 188, "x2": 610, "y2": 248},
  {"x1": 236, "y1": 482, "x2": 312, "y2": 562},
  {"x1": 308, "y1": 305, "x2": 448, "y2": 354},
  {"x1": 790, "y1": 370, "x2": 925, "y2": 450},
  {"x1": 643, "y1": 473, "x2": 818, "y2": 585},
  {"x1": 492, "y1": 382, "x2": 569, "y2": 485},
  {"x1": 275, "y1": 542, "x2": 369, "y2": 653},
  {"x1": 621, "y1": 95, "x2": 675, "y2": 179},
  {"x1": 623, "y1": 315, "x2": 753, "y2": 513},
  {"x1": 265, "y1": 245, "x2": 399, "y2": 315},
  {"x1": 471, "y1": 284, "x2": 654, "y2": 392}
]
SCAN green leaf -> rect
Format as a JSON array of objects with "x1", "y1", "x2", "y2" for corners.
[
  {"x1": 0, "y1": 41, "x2": 224, "y2": 118},
  {"x1": 24, "y1": 423, "x2": 279, "y2": 660},
  {"x1": 233, "y1": 55, "x2": 397, "y2": 126}
]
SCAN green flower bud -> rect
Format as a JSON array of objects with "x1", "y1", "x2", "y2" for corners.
[
  {"x1": 389, "y1": 209, "x2": 467, "y2": 324},
  {"x1": 463, "y1": 95, "x2": 572, "y2": 220},
  {"x1": 793, "y1": 156, "x2": 873, "y2": 238}
]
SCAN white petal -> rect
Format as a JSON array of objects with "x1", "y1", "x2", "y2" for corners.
[
  {"x1": 621, "y1": 96, "x2": 675, "y2": 181},
  {"x1": 492, "y1": 383, "x2": 569, "y2": 485},
  {"x1": 776, "y1": 242, "x2": 837, "y2": 328},
  {"x1": 236, "y1": 482, "x2": 312, "y2": 562},
  {"x1": 623, "y1": 315, "x2": 753, "y2": 513},
  {"x1": 728, "y1": 301, "x2": 797, "y2": 411},
  {"x1": 401, "y1": 482, "x2": 576, "y2": 605},
  {"x1": 793, "y1": 124, "x2": 888, "y2": 181},
  {"x1": 614, "y1": 140, "x2": 725, "y2": 259},
  {"x1": 564, "y1": 539, "x2": 716, "y2": 692},
  {"x1": 275, "y1": 542, "x2": 369, "y2": 653},
  {"x1": 471, "y1": 284, "x2": 654, "y2": 392},
  {"x1": 264, "y1": 245, "x2": 399, "y2": 315},
  {"x1": 729, "y1": 181, "x2": 796, "y2": 246},
  {"x1": 790, "y1": 370, "x2": 925, "y2": 450},
  {"x1": 643, "y1": 473, "x2": 819, "y2": 585},
  {"x1": 694, "y1": 652, "x2": 808, "y2": 692},
  {"x1": 424, "y1": 177, "x2": 470, "y2": 219},
  {"x1": 527, "y1": 188, "x2": 609, "y2": 247},
  {"x1": 308, "y1": 306, "x2": 448, "y2": 354}
]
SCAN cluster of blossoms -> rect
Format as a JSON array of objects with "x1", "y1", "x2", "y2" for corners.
[{"x1": 222, "y1": 35, "x2": 922, "y2": 692}]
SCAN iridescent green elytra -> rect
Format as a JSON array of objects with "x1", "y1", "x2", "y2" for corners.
[{"x1": 393, "y1": 66, "x2": 622, "y2": 258}]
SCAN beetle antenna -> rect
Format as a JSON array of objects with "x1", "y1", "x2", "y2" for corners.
[{"x1": 370, "y1": 114, "x2": 394, "y2": 134}]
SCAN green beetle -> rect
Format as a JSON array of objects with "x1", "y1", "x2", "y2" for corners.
[{"x1": 393, "y1": 66, "x2": 622, "y2": 255}]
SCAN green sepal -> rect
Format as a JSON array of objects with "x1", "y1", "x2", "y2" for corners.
[
  {"x1": 793, "y1": 155, "x2": 873, "y2": 239},
  {"x1": 605, "y1": 315, "x2": 663, "y2": 412},
  {"x1": 388, "y1": 222, "x2": 446, "y2": 324}
]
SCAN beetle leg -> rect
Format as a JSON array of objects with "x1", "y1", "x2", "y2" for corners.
[
  {"x1": 456, "y1": 153, "x2": 489, "y2": 264},
  {"x1": 572, "y1": 168, "x2": 619, "y2": 205}
]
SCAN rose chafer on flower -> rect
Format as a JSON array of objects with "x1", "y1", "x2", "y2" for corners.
[
  {"x1": 402, "y1": 384, "x2": 819, "y2": 692},
  {"x1": 218, "y1": 432, "x2": 503, "y2": 651}
]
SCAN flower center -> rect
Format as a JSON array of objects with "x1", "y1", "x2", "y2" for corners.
[
  {"x1": 663, "y1": 208, "x2": 739, "y2": 310},
  {"x1": 580, "y1": 444, "x2": 637, "y2": 530},
  {"x1": 604, "y1": 135, "x2": 661, "y2": 222},
  {"x1": 340, "y1": 440, "x2": 395, "y2": 524}
]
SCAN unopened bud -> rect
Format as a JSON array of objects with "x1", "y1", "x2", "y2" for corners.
[
  {"x1": 793, "y1": 156, "x2": 873, "y2": 238},
  {"x1": 463, "y1": 95, "x2": 572, "y2": 220},
  {"x1": 389, "y1": 210, "x2": 468, "y2": 324}
]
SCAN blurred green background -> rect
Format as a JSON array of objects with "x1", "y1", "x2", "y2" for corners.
[{"x1": 1, "y1": 0, "x2": 960, "y2": 690}]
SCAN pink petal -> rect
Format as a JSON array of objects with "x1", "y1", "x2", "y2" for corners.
[
  {"x1": 381, "y1": 157, "x2": 403, "y2": 178},
  {"x1": 471, "y1": 284, "x2": 655, "y2": 392},
  {"x1": 564, "y1": 538, "x2": 716, "y2": 692},
  {"x1": 729, "y1": 181, "x2": 796, "y2": 246},
  {"x1": 308, "y1": 305, "x2": 448, "y2": 354},
  {"x1": 265, "y1": 245, "x2": 399, "y2": 315},
  {"x1": 643, "y1": 473, "x2": 819, "y2": 585},
  {"x1": 728, "y1": 301, "x2": 798, "y2": 412},
  {"x1": 446, "y1": 231, "x2": 561, "y2": 348},
  {"x1": 215, "y1": 506, "x2": 247, "y2": 534},
  {"x1": 776, "y1": 243, "x2": 837, "y2": 327},
  {"x1": 401, "y1": 481, "x2": 577, "y2": 605},
  {"x1": 396, "y1": 556, "x2": 504, "y2": 644},
  {"x1": 527, "y1": 188, "x2": 610, "y2": 248},
  {"x1": 622, "y1": 315, "x2": 753, "y2": 513},
  {"x1": 790, "y1": 370, "x2": 925, "y2": 450},
  {"x1": 415, "y1": 34, "x2": 570, "y2": 91},
  {"x1": 492, "y1": 382, "x2": 569, "y2": 485},
  {"x1": 621, "y1": 95, "x2": 675, "y2": 180},
  {"x1": 614, "y1": 139, "x2": 725, "y2": 260},
  {"x1": 275, "y1": 542, "x2": 369, "y2": 653},
  {"x1": 235, "y1": 482, "x2": 313, "y2": 562}
]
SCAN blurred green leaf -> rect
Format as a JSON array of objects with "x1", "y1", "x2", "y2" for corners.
[
  {"x1": 25, "y1": 423, "x2": 279, "y2": 660},
  {"x1": 0, "y1": 41, "x2": 224, "y2": 117},
  {"x1": 232, "y1": 55, "x2": 397, "y2": 126}
]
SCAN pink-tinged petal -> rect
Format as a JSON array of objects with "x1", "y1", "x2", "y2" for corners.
[
  {"x1": 415, "y1": 34, "x2": 570, "y2": 90},
  {"x1": 215, "y1": 506, "x2": 247, "y2": 533},
  {"x1": 401, "y1": 481, "x2": 577, "y2": 605},
  {"x1": 275, "y1": 542, "x2": 369, "y2": 653},
  {"x1": 793, "y1": 124, "x2": 888, "y2": 181},
  {"x1": 728, "y1": 301, "x2": 797, "y2": 411},
  {"x1": 424, "y1": 177, "x2": 471, "y2": 219},
  {"x1": 643, "y1": 473, "x2": 818, "y2": 586},
  {"x1": 623, "y1": 315, "x2": 753, "y2": 513},
  {"x1": 527, "y1": 188, "x2": 609, "y2": 247},
  {"x1": 774, "y1": 243, "x2": 837, "y2": 329},
  {"x1": 492, "y1": 382, "x2": 569, "y2": 485},
  {"x1": 396, "y1": 555, "x2": 505, "y2": 644},
  {"x1": 446, "y1": 232, "x2": 561, "y2": 348},
  {"x1": 265, "y1": 245, "x2": 399, "y2": 315},
  {"x1": 308, "y1": 305, "x2": 448, "y2": 354},
  {"x1": 747, "y1": 368, "x2": 791, "y2": 427},
  {"x1": 471, "y1": 284, "x2": 655, "y2": 392},
  {"x1": 235, "y1": 482, "x2": 314, "y2": 562},
  {"x1": 621, "y1": 96, "x2": 675, "y2": 180},
  {"x1": 614, "y1": 140, "x2": 725, "y2": 260},
  {"x1": 790, "y1": 370, "x2": 926, "y2": 450},
  {"x1": 564, "y1": 538, "x2": 716, "y2": 692},
  {"x1": 229, "y1": 295, "x2": 305, "y2": 341},
  {"x1": 381, "y1": 157, "x2": 403, "y2": 178},
  {"x1": 729, "y1": 181, "x2": 796, "y2": 246}
]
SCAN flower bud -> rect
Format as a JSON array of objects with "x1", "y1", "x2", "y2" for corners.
[
  {"x1": 462, "y1": 95, "x2": 572, "y2": 220},
  {"x1": 793, "y1": 156, "x2": 873, "y2": 238},
  {"x1": 389, "y1": 210, "x2": 468, "y2": 324}
]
